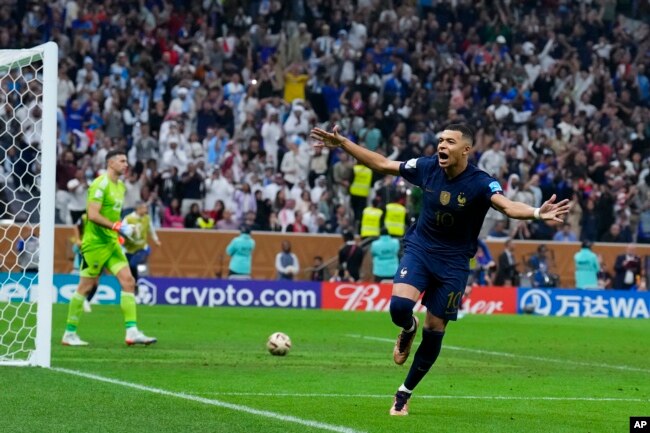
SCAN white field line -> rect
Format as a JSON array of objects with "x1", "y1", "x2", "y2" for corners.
[
  {"x1": 51, "y1": 367, "x2": 365, "y2": 433},
  {"x1": 346, "y1": 334, "x2": 650, "y2": 374},
  {"x1": 197, "y1": 392, "x2": 650, "y2": 403}
]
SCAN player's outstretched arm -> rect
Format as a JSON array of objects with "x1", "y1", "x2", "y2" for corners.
[
  {"x1": 150, "y1": 228, "x2": 162, "y2": 246},
  {"x1": 310, "y1": 125, "x2": 401, "y2": 175},
  {"x1": 491, "y1": 193, "x2": 571, "y2": 223}
]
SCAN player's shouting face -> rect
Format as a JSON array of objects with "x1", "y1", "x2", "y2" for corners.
[
  {"x1": 437, "y1": 130, "x2": 471, "y2": 169},
  {"x1": 108, "y1": 153, "x2": 128, "y2": 176}
]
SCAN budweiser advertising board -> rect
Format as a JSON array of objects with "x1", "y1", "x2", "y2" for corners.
[
  {"x1": 321, "y1": 282, "x2": 517, "y2": 314},
  {"x1": 462, "y1": 286, "x2": 517, "y2": 314}
]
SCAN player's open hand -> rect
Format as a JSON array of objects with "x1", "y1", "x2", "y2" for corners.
[
  {"x1": 539, "y1": 194, "x2": 571, "y2": 223},
  {"x1": 310, "y1": 125, "x2": 344, "y2": 149}
]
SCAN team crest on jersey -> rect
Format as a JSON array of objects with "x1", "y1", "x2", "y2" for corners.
[
  {"x1": 440, "y1": 191, "x2": 451, "y2": 205},
  {"x1": 400, "y1": 267, "x2": 408, "y2": 278},
  {"x1": 457, "y1": 192, "x2": 467, "y2": 207}
]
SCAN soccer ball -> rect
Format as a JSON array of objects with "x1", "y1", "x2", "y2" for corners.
[{"x1": 266, "y1": 332, "x2": 291, "y2": 356}]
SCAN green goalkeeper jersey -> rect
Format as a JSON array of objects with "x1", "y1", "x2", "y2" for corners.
[{"x1": 82, "y1": 174, "x2": 125, "y2": 250}]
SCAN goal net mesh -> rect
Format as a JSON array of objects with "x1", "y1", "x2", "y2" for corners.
[{"x1": 0, "y1": 48, "x2": 45, "y2": 364}]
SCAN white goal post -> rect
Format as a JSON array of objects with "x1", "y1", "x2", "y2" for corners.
[{"x1": 0, "y1": 42, "x2": 57, "y2": 367}]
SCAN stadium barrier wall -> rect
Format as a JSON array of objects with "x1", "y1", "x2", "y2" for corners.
[
  {"x1": 4, "y1": 273, "x2": 647, "y2": 319},
  {"x1": 0, "y1": 273, "x2": 322, "y2": 309},
  {"x1": 48, "y1": 227, "x2": 650, "y2": 287},
  {"x1": 52, "y1": 227, "x2": 344, "y2": 280},
  {"x1": 0, "y1": 272, "x2": 121, "y2": 304},
  {"x1": 517, "y1": 287, "x2": 650, "y2": 319},
  {"x1": 134, "y1": 277, "x2": 321, "y2": 308},
  {"x1": 321, "y1": 282, "x2": 518, "y2": 314}
]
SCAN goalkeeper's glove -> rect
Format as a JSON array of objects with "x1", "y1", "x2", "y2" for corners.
[{"x1": 112, "y1": 221, "x2": 134, "y2": 238}]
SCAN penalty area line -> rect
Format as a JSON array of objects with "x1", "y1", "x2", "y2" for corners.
[
  {"x1": 346, "y1": 334, "x2": 650, "y2": 374},
  {"x1": 197, "y1": 392, "x2": 649, "y2": 403},
  {"x1": 51, "y1": 367, "x2": 365, "y2": 433}
]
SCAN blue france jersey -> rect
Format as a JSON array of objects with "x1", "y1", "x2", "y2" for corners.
[{"x1": 399, "y1": 155, "x2": 502, "y2": 262}]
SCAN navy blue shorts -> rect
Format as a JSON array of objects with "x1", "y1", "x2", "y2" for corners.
[{"x1": 394, "y1": 250, "x2": 469, "y2": 321}]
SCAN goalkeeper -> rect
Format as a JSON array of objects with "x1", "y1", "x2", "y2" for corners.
[
  {"x1": 62, "y1": 150, "x2": 157, "y2": 346},
  {"x1": 122, "y1": 201, "x2": 162, "y2": 287},
  {"x1": 71, "y1": 212, "x2": 97, "y2": 313}
]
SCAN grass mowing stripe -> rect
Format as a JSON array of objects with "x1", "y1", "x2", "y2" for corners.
[
  {"x1": 346, "y1": 334, "x2": 650, "y2": 374},
  {"x1": 197, "y1": 392, "x2": 649, "y2": 403},
  {"x1": 51, "y1": 367, "x2": 365, "y2": 433},
  {"x1": 52, "y1": 357, "x2": 204, "y2": 364}
]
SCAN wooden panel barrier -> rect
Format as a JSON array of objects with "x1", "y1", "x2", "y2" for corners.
[
  {"x1": 478, "y1": 240, "x2": 650, "y2": 288},
  {"x1": 0, "y1": 224, "x2": 40, "y2": 273},
  {"x1": 45, "y1": 227, "x2": 650, "y2": 286},
  {"x1": 53, "y1": 227, "x2": 344, "y2": 280}
]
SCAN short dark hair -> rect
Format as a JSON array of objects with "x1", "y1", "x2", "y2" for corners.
[
  {"x1": 105, "y1": 149, "x2": 127, "y2": 164},
  {"x1": 444, "y1": 123, "x2": 475, "y2": 146}
]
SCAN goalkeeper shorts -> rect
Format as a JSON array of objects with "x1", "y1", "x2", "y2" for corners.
[{"x1": 80, "y1": 242, "x2": 129, "y2": 278}]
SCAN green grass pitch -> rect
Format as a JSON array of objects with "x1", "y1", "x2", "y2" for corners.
[{"x1": 1, "y1": 304, "x2": 648, "y2": 433}]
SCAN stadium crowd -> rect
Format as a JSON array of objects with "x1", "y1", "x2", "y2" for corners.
[{"x1": 3, "y1": 0, "x2": 650, "y2": 243}]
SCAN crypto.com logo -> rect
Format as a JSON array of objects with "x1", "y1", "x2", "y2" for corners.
[
  {"x1": 136, "y1": 278, "x2": 157, "y2": 305},
  {"x1": 519, "y1": 289, "x2": 552, "y2": 315}
]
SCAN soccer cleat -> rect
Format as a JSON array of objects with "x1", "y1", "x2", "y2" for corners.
[
  {"x1": 389, "y1": 390, "x2": 411, "y2": 416},
  {"x1": 83, "y1": 300, "x2": 92, "y2": 313},
  {"x1": 125, "y1": 329, "x2": 157, "y2": 346},
  {"x1": 393, "y1": 316, "x2": 419, "y2": 365},
  {"x1": 61, "y1": 332, "x2": 89, "y2": 346}
]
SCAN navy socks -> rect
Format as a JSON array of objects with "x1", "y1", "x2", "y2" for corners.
[{"x1": 403, "y1": 328, "x2": 445, "y2": 391}]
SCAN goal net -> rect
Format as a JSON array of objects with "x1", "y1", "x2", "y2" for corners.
[{"x1": 0, "y1": 43, "x2": 57, "y2": 367}]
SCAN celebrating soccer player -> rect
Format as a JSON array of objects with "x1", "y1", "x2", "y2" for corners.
[
  {"x1": 62, "y1": 150, "x2": 157, "y2": 346},
  {"x1": 310, "y1": 123, "x2": 570, "y2": 416}
]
